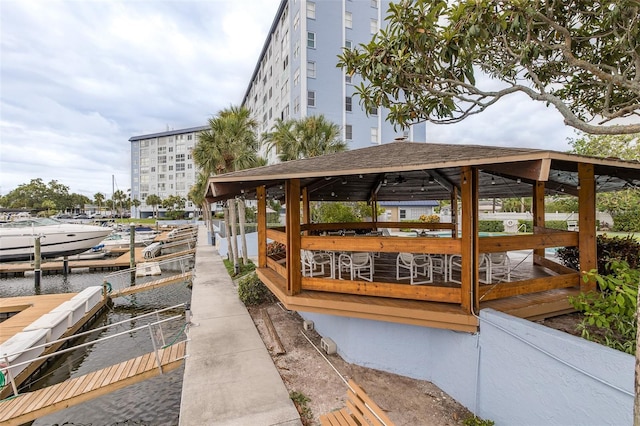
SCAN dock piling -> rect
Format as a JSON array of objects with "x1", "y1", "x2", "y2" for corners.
[{"x1": 34, "y1": 237, "x2": 41, "y2": 288}]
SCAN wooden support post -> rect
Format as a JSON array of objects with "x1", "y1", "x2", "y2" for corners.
[
  {"x1": 459, "y1": 167, "x2": 474, "y2": 313},
  {"x1": 257, "y1": 186, "x2": 267, "y2": 268},
  {"x1": 302, "y1": 187, "x2": 310, "y2": 236},
  {"x1": 34, "y1": 236, "x2": 41, "y2": 288},
  {"x1": 532, "y1": 180, "x2": 546, "y2": 263},
  {"x1": 286, "y1": 179, "x2": 302, "y2": 295},
  {"x1": 578, "y1": 163, "x2": 597, "y2": 292},
  {"x1": 451, "y1": 187, "x2": 458, "y2": 238}
]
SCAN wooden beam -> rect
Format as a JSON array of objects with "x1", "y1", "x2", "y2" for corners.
[
  {"x1": 301, "y1": 187, "x2": 310, "y2": 236},
  {"x1": 578, "y1": 163, "x2": 597, "y2": 292},
  {"x1": 451, "y1": 187, "x2": 458, "y2": 237},
  {"x1": 286, "y1": 179, "x2": 302, "y2": 295},
  {"x1": 257, "y1": 186, "x2": 267, "y2": 268},
  {"x1": 482, "y1": 158, "x2": 551, "y2": 182},
  {"x1": 532, "y1": 181, "x2": 546, "y2": 263},
  {"x1": 460, "y1": 167, "x2": 473, "y2": 313},
  {"x1": 478, "y1": 273, "x2": 580, "y2": 301}
]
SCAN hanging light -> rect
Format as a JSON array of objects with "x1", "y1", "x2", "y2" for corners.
[
  {"x1": 491, "y1": 177, "x2": 495, "y2": 185},
  {"x1": 420, "y1": 180, "x2": 425, "y2": 191}
]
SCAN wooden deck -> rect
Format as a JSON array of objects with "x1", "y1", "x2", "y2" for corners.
[
  {"x1": 259, "y1": 250, "x2": 577, "y2": 332},
  {"x1": 0, "y1": 294, "x2": 75, "y2": 344},
  {"x1": 0, "y1": 341, "x2": 187, "y2": 426}
]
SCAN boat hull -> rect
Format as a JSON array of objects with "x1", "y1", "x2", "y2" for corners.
[{"x1": 0, "y1": 226, "x2": 112, "y2": 262}]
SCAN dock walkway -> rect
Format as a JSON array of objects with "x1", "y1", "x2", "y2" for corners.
[
  {"x1": 179, "y1": 225, "x2": 301, "y2": 425},
  {"x1": 0, "y1": 341, "x2": 186, "y2": 426}
]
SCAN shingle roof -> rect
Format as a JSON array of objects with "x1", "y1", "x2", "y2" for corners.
[{"x1": 205, "y1": 141, "x2": 640, "y2": 203}]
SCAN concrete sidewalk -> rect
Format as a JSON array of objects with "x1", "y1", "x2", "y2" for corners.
[{"x1": 179, "y1": 226, "x2": 301, "y2": 426}]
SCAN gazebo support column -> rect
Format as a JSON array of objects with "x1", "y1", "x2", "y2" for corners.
[
  {"x1": 257, "y1": 185, "x2": 267, "y2": 269},
  {"x1": 451, "y1": 187, "x2": 459, "y2": 238},
  {"x1": 578, "y1": 163, "x2": 597, "y2": 292},
  {"x1": 302, "y1": 187, "x2": 310, "y2": 236},
  {"x1": 286, "y1": 179, "x2": 302, "y2": 295},
  {"x1": 532, "y1": 180, "x2": 546, "y2": 264},
  {"x1": 460, "y1": 167, "x2": 475, "y2": 313}
]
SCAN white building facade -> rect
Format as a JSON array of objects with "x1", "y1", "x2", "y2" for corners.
[
  {"x1": 129, "y1": 126, "x2": 207, "y2": 219},
  {"x1": 242, "y1": 0, "x2": 427, "y2": 161}
]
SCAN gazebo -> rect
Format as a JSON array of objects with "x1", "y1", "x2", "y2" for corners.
[{"x1": 205, "y1": 141, "x2": 640, "y2": 332}]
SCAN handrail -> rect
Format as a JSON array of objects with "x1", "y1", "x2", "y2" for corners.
[{"x1": 1, "y1": 307, "x2": 189, "y2": 397}]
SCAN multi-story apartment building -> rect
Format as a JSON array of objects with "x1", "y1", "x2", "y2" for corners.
[
  {"x1": 242, "y1": 0, "x2": 427, "y2": 161},
  {"x1": 130, "y1": 1, "x2": 427, "y2": 218},
  {"x1": 129, "y1": 126, "x2": 207, "y2": 218}
]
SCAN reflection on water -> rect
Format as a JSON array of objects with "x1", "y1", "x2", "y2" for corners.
[{"x1": 1, "y1": 269, "x2": 192, "y2": 425}]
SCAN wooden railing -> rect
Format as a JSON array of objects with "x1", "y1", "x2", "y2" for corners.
[{"x1": 263, "y1": 224, "x2": 579, "y2": 305}]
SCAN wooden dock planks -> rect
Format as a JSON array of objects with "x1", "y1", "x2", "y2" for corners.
[{"x1": 0, "y1": 341, "x2": 186, "y2": 426}]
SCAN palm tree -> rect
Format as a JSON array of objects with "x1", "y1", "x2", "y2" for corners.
[
  {"x1": 94, "y1": 192, "x2": 105, "y2": 216},
  {"x1": 146, "y1": 194, "x2": 162, "y2": 219},
  {"x1": 193, "y1": 105, "x2": 260, "y2": 270},
  {"x1": 263, "y1": 115, "x2": 347, "y2": 161},
  {"x1": 112, "y1": 190, "x2": 127, "y2": 218}
]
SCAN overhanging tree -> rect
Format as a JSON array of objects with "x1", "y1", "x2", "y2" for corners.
[{"x1": 338, "y1": 0, "x2": 640, "y2": 135}]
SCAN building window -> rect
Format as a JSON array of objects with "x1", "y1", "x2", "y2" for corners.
[
  {"x1": 345, "y1": 74, "x2": 352, "y2": 84},
  {"x1": 307, "y1": 32, "x2": 316, "y2": 48},
  {"x1": 400, "y1": 209, "x2": 406, "y2": 219},
  {"x1": 369, "y1": 106, "x2": 378, "y2": 115},
  {"x1": 345, "y1": 40, "x2": 352, "y2": 49},
  {"x1": 308, "y1": 91, "x2": 316, "y2": 107},
  {"x1": 294, "y1": 68, "x2": 300, "y2": 86},
  {"x1": 294, "y1": 96, "x2": 300, "y2": 114},
  {"x1": 307, "y1": 61, "x2": 316, "y2": 78},
  {"x1": 283, "y1": 55, "x2": 289, "y2": 70},
  {"x1": 371, "y1": 0, "x2": 378, "y2": 8},
  {"x1": 176, "y1": 154, "x2": 185, "y2": 161},
  {"x1": 307, "y1": 1, "x2": 315, "y2": 19},
  {"x1": 370, "y1": 19, "x2": 379, "y2": 34},
  {"x1": 294, "y1": 40, "x2": 300, "y2": 58},
  {"x1": 294, "y1": 11, "x2": 299, "y2": 30},
  {"x1": 370, "y1": 127, "x2": 379, "y2": 144},
  {"x1": 176, "y1": 163, "x2": 185, "y2": 171},
  {"x1": 345, "y1": 125, "x2": 353, "y2": 140},
  {"x1": 346, "y1": 96, "x2": 352, "y2": 112},
  {"x1": 345, "y1": 12, "x2": 352, "y2": 28}
]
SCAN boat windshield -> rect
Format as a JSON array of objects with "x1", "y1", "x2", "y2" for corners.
[{"x1": 0, "y1": 218, "x2": 63, "y2": 228}]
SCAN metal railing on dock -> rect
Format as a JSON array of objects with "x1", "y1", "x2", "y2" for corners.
[
  {"x1": 0, "y1": 304, "x2": 190, "y2": 425},
  {"x1": 103, "y1": 254, "x2": 194, "y2": 298}
]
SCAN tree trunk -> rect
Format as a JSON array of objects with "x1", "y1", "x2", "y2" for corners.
[
  {"x1": 634, "y1": 283, "x2": 640, "y2": 425},
  {"x1": 228, "y1": 200, "x2": 240, "y2": 272},
  {"x1": 237, "y1": 198, "x2": 249, "y2": 265},
  {"x1": 223, "y1": 204, "x2": 234, "y2": 264}
]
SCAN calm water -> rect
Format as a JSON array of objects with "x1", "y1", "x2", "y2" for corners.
[{"x1": 1, "y1": 268, "x2": 192, "y2": 425}]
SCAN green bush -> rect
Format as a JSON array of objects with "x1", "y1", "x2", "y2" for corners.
[
  {"x1": 557, "y1": 234, "x2": 640, "y2": 273},
  {"x1": 463, "y1": 416, "x2": 495, "y2": 426},
  {"x1": 613, "y1": 210, "x2": 640, "y2": 232},
  {"x1": 570, "y1": 261, "x2": 639, "y2": 354},
  {"x1": 478, "y1": 220, "x2": 503, "y2": 232},
  {"x1": 517, "y1": 220, "x2": 567, "y2": 233},
  {"x1": 237, "y1": 272, "x2": 274, "y2": 306}
]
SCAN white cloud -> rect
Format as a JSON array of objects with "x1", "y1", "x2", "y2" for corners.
[{"x1": 1, "y1": 0, "x2": 280, "y2": 198}]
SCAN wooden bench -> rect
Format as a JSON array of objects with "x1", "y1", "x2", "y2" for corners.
[{"x1": 320, "y1": 379, "x2": 395, "y2": 426}]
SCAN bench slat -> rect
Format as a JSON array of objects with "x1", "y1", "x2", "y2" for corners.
[{"x1": 320, "y1": 379, "x2": 394, "y2": 426}]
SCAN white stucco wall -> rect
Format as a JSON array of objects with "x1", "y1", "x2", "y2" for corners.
[{"x1": 300, "y1": 309, "x2": 634, "y2": 425}]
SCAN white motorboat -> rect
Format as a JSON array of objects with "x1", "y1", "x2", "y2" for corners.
[
  {"x1": 100, "y1": 231, "x2": 159, "y2": 251},
  {"x1": 0, "y1": 218, "x2": 112, "y2": 262}
]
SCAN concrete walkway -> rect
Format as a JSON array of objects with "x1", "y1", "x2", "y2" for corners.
[{"x1": 179, "y1": 226, "x2": 301, "y2": 426}]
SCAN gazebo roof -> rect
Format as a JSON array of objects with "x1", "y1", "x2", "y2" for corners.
[{"x1": 205, "y1": 141, "x2": 640, "y2": 203}]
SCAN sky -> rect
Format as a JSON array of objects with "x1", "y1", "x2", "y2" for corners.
[{"x1": 0, "y1": 0, "x2": 577, "y2": 200}]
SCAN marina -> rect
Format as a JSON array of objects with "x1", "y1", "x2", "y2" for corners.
[{"x1": 0, "y1": 225, "x2": 197, "y2": 424}]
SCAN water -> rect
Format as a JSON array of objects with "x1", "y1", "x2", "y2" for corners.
[{"x1": 1, "y1": 269, "x2": 192, "y2": 425}]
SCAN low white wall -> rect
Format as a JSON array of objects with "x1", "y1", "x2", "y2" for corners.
[{"x1": 301, "y1": 309, "x2": 634, "y2": 425}]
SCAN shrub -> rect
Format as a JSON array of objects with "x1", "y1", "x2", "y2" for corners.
[
  {"x1": 557, "y1": 234, "x2": 640, "y2": 273},
  {"x1": 463, "y1": 416, "x2": 495, "y2": 426},
  {"x1": 419, "y1": 214, "x2": 440, "y2": 223},
  {"x1": 478, "y1": 220, "x2": 503, "y2": 232},
  {"x1": 613, "y1": 210, "x2": 640, "y2": 232},
  {"x1": 237, "y1": 272, "x2": 274, "y2": 306},
  {"x1": 289, "y1": 391, "x2": 313, "y2": 424},
  {"x1": 570, "y1": 261, "x2": 639, "y2": 354}
]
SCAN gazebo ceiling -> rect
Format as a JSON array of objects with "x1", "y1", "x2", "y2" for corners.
[{"x1": 205, "y1": 142, "x2": 640, "y2": 203}]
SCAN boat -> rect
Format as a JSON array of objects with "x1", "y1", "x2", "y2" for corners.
[
  {"x1": 54, "y1": 244, "x2": 108, "y2": 261},
  {"x1": 100, "y1": 231, "x2": 159, "y2": 252},
  {"x1": 0, "y1": 218, "x2": 113, "y2": 262}
]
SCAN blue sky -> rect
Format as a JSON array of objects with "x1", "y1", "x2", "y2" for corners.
[{"x1": 0, "y1": 0, "x2": 576, "y2": 199}]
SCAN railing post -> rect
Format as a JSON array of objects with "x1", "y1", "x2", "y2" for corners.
[
  {"x1": 148, "y1": 325, "x2": 164, "y2": 374},
  {"x1": 3, "y1": 354, "x2": 18, "y2": 396}
]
